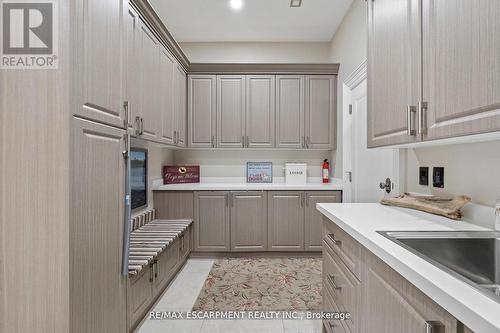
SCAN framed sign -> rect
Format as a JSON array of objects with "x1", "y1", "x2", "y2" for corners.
[
  {"x1": 163, "y1": 165, "x2": 200, "y2": 184},
  {"x1": 246, "y1": 162, "x2": 273, "y2": 183}
]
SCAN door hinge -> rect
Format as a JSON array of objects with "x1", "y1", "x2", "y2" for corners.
[{"x1": 349, "y1": 104, "x2": 353, "y2": 115}]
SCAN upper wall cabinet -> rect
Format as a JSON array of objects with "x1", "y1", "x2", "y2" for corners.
[
  {"x1": 368, "y1": 0, "x2": 500, "y2": 147},
  {"x1": 74, "y1": 0, "x2": 123, "y2": 128},
  {"x1": 188, "y1": 75, "x2": 217, "y2": 148},
  {"x1": 123, "y1": 3, "x2": 140, "y2": 131},
  {"x1": 422, "y1": 0, "x2": 500, "y2": 140},
  {"x1": 159, "y1": 47, "x2": 176, "y2": 145},
  {"x1": 174, "y1": 65, "x2": 187, "y2": 147},
  {"x1": 217, "y1": 75, "x2": 246, "y2": 148},
  {"x1": 305, "y1": 75, "x2": 336, "y2": 149},
  {"x1": 367, "y1": 0, "x2": 421, "y2": 147},
  {"x1": 276, "y1": 75, "x2": 305, "y2": 149},
  {"x1": 246, "y1": 75, "x2": 276, "y2": 148}
]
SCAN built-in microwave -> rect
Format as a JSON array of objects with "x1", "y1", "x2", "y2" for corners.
[{"x1": 130, "y1": 148, "x2": 147, "y2": 211}]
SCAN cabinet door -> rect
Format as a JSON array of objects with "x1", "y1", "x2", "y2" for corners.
[
  {"x1": 76, "y1": 0, "x2": 123, "y2": 127},
  {"x1": 305, "y1": 75, "x2": 336, "y2": 149},
  {"x1": 230, "y1": 192, "x2": 268, "y2": 251},
  {"x1": 174, "y1": 66, "x2": 187, "y2": 147},
  {"x1": 367, "y1": 0, "x2": 421, "y2": 147},
  {"x1": 138, "y1": 23, "x2": 160, "y2": 140},
  {"x1": 305, "y1": 191, "x2": 341, "y2": 251},
  {"x1": 217, "y1": 75, "x2": 246, "y2": 148},
  {"x1": 159, "y1": 47, "x2": 176, "y2": 144},
  {"x1": 123, "y1": 3, "x2": 140, "y2": 131},
  {"x1": 363, "y1": 251, "x2": 457, "y2": 333},
  {"x1": 246, "y1": 75, "x2": 275, "y2": 148},
  {"x1": 188, "y1": 75, "x2": 217, "y2": 147},
  {"x1": 71, "y1": 118, "x2": 126, "y2": 333},
  {"x1": 154, "y1": 240, "x2": 178, "y2": 292},
  {"x1": 276, "y1": 75, "x2": 305, "y2": 149},
  {"x1": 128, "y1": 266, "x2": 153, "y2": 329},
  {"x1": 153, "y1": 191, "x2": 194, "y2": 220},
  {"x1": 194, "y1": 192, "x2": 230, "y2": 252},
  {"x1": 422, "y1": 0, "x2": 500, "y2": 140},
  {"x1": 267, "y1": 191, "x2": 305, "y2": 251}
]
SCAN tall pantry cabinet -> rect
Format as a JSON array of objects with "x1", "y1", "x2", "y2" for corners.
[
  {"x1": 368, "y1": 0, "x2": 500, "y2": 147},
  {"x1": 70, "y1": 0, "x2": 188, "y2": 332}
]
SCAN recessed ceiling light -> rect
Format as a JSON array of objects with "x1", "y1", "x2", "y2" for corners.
[
  {"x1": 229, "y1": 0, "x2": 243, "y2": 11},
  {"x1": 290, "y1": 0, "x2": 302, "y2": 7}
]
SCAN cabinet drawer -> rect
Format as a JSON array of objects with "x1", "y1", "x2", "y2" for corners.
[
  {"x1": 323, "y1": 246, "x2": 360, "y2": 333},
  {"x1": 323, "y1": 295, "x2": 349, "y2": 333},
  {"x1": 323, "y1": 218, "x2": 361, "y2": 280}
]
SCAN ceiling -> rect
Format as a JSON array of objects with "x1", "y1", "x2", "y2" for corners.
[{"x1": 148, "y1": 0, "x2": 353, "y2": 42}]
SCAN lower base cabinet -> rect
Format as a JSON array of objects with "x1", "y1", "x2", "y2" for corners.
[
  {"x1": 156, "y1": 190, "x2": 342, "y2": 253},
  {"x1": 127, "y1": 226, "x2": 192, "y2": 331},
  {"x1": 322, "y1": 217, "x2": 462, "y2": 333}
]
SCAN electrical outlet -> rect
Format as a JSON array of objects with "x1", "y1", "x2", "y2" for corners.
[
  {"x1": 433, "y1": 167, "x2": 444, "y2": 188},
  {"x1": 419, "y1": 167, "x2": 429, "y2": 186}
]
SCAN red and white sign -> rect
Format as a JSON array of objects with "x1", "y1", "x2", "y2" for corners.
[{"x1": 163, "y1": 165, "x2": 200, "y2": 184}]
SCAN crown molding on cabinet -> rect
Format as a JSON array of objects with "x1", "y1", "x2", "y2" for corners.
[
  {"x1": 188, "y1": 63, "x2": 340, "y2": 75},
  {"x1": 132, "y1": 0, "x2": 191, "y2": 71}
]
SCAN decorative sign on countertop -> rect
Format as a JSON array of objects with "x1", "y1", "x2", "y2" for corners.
[
  {"x1": 163, "y1": 165, "x2": 200, "y2": 184},
  {"x1": 285, "y1": 163, "x2": 307, "y2": 184},
  {"x1": 246, "y1": 162, "x2": 273, "y2": 183}
]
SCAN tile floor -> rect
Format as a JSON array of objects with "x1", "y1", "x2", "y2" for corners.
[{"x1": 136, "y1": 259, "x2": 322, "y2": 333}]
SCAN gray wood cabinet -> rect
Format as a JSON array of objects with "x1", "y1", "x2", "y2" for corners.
[
  {"x1": 276, "y1": 75, "x2": 305, "y2": 148},
  {"x1": 174, "y1": 65, "x2": 187, "y2": 147},
  {"x1": 368, "y1": 0, "x2": 500, "y2": 147},
  {"x1": 246, "y1": 75, "x2": 275, "y2": 148},
  {"x1": 305, "y1": 75, "x2": 336, "y2": 149},
  {"x1": 304, "y1": 191, "x2": 341, "y2": 251},
  {"x1": 159, "y1": 47, "x2": 176, "y2": 145},
  {"x1": 217, "y1": 75, "x2": 246, "y2": 148},
  {"x1": 71, "y1": 118, "x2": 126, "y2": 333},
  {"x1": 230, "y1": 191, "x2": 268, "y2": 251},
  {"x1": 74, "y1": 0, "x2": 123, "y2": 128},
  {"x1": 422, "y1": 0, "x2": 500, "y2": 140},
  {"x1": 322, "y1": 218, "x2": 459, "y2": 333},
  {"x1": 153, "y1": 240, "x2": 179, "y2": 292},
  {"x1": 188, "y1": 75, "x2": 217, "y2": 147},
  {"x1": 367, "y1": 0, "x2": 421, "y2": 147},
  {"x1": 153, "y1": 191, "x2": 194, "y2": 220},
  {"x1": 123, "y1": 3, "x2": 140, "y2": 131},
  {"x1": 267, "y1": 191, "x2": 305, "y2": 251},
  {"x1": 138, "y1": 23, "x2": 160, "y2": 140},
  {"x1": 194, "y1": 191, "x2": 231, "y2": 251}
]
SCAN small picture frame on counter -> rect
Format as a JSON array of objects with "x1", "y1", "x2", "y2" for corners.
[{"x1": 246, "y1": 162, "x2": 273, "y2": 183}]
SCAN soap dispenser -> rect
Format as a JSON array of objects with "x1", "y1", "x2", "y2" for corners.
[{"x1": 496, "y1": 196, "x2": 500, "y2": 231}]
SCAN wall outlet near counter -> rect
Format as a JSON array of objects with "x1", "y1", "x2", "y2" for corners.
[{"x1": 433, "y1": 167, "x2": 445, "y2": 188}]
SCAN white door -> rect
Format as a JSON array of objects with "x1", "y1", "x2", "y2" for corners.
[{"x1": 344, "y1": 79, "x2": 400, "y2": 203}]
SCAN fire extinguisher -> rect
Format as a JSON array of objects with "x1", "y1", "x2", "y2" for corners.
[{"x1": 322, "y1": 159, "x2": 330, "y2": 183}]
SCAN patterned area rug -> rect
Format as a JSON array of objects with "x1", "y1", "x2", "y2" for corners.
[{"x1": 192, "y1": 258, "x2": 322, "y2": 311}]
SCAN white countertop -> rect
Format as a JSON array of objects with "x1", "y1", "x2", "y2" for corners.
[
  {"x1": 153, "y1": 178, "x2": 344, "y2": 191},
  {"x1": 317, "y1": 203, "x2": 500, "y2": 333}
]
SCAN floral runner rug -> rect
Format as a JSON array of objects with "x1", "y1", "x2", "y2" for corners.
[{"x1": 192, "y1": 257, "x2": 322, "y2": 311}]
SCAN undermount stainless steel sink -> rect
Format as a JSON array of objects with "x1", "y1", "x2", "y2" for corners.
[{"x1": 379, "y1": 231, "x2": 500, "y2": 303}]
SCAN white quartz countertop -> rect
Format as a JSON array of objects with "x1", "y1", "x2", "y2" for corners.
[
  {"x1": 317, "y1": 203, "x2": 500, "y2": 333},
  {"x1": 153, "y1": 178, "x2": 343, "y2": 191}
]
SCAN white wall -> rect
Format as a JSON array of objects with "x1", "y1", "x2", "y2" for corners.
[
  {"x1": 406, "y1": 141, "x2": 500, "y2": 207},
  {"x1": 180, "y1": 42, "x2": 331, "y2": 63},
  {"x1": 173, "y1": 150, "x2": 332, "y2": 180},
  {"x1": 327, "y1": 0, "x2": 368, "y2": 178}
]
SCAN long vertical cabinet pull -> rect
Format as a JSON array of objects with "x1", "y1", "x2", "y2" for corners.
[
  {"x1": 406, "y1": 105, "x2": 417, "y2": 136},
  {"x1": 418, "y1": 101, "x2": 428, "y2": 135},
  {"x1": 424, "y1": 321, "x2": 443, "y2": 333},
  {"x1": 123, "y1": 101, "x2": 129, "y2": 129},
  {"x1": 121, "y1": 133, "x2": 131, "y2": 276}
]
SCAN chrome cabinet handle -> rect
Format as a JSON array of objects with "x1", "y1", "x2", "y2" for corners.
[
  {"x1": 406, "y1": 105, "x2": 417, "y2": 136},
  {"x1": 424, "y1": 321, "x2": 444, "y2": 333},
  {"x1": 300, "y1": 193, "x2": 305, "y2": 207},
  {"x1": 241, "y1": 135, "x2": 245, "y2": 148},
  {"x1": 140, "y1": 118, "x2": 144, "y2": 135},
  {"x1": 327, "y1": 274, "x2": 342, "y2": 291},
  {"x1": 225, "y1": 193, "x2": 229, "y2": 208},
  {"x1": 328, "y1": 233, "x2": 342, "y2": 246},
  {"x1": 418, "y1": 101, "x2": 428, "y2": 135},
  {"x1": 123, "y1": 101, "x2": 129, "y2": 128},
  {"x1": 306, "y1": 136, "x2": 310, "y2": 148},
  {"x1": 246, "y1": 135, "x2": 249, "y2": 148},
  {"x1": 154, "y1": 259, "x2": 158, "y2": 278},
  {"x1": 301, "y1": 136, "x2": 305, "y2": 148},
  {"x1": 135, "y1": 116, "x2": 141, "y2": 135},
  {"x1": 211, "y1": 135, "x2": 215, "y2": 148},
  {"x1": 305, "y1": 193, "x2": 309, "y2": 206}
]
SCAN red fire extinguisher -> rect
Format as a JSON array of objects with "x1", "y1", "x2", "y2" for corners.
[{"x1": 322, "y1": 159, "x2": 330, "y2": 183}]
